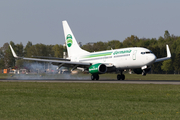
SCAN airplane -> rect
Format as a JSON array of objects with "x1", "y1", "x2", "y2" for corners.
[{"x1": 9, "y1": 20, "x2": 171, "y2": 80}]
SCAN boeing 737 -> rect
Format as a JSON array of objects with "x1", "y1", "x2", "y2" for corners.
[{"x1": 9, "y1": 21, "x2": 171, "y2": 80}]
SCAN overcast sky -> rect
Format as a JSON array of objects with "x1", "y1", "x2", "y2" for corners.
[{"x1": 0, "y1": 0, "x2": 180, "y2": 46}]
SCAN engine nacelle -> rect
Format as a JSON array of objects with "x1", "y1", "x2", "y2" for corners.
[
  {"x1": 89, "y1": 63, "x2": 107, "y2": 74},
  {"x1": 133, "y1": 68, "x2": 151, "y2": 74}
]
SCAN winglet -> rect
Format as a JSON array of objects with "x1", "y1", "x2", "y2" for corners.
[
  {"x1": 9, "y1": 44, "x2": 18, "y2": 58},
  {"x1": 155, "y1": 44, "x2": 171, "y2": 62},
  {"x1": 166, "y1": 44, "x2": 171, "y2": 58}
]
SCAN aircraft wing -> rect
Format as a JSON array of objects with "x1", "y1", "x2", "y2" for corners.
[
  {"x1": 9, "y1": 44, "x2": 91, "y2": 68},
  {"x1": 155, "y1": 45, "x2": 171, "y2": 62},
  {"x1": 31, "y1": 56, "x2": 71, "y2": 61}
]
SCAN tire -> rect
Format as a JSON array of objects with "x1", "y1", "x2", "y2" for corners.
[
  {"x1": 91, "y1": 74, "x2": 95, "y2": 80},
  {"x1": 95, "y1": 74, "x2": 99, "y2": 80},
  {"x1": 121, "y1": 74, "x2": 125, "y2": 80},
  {"x1": 117, "y1": 74, "x2": 121, "y2": 80}
]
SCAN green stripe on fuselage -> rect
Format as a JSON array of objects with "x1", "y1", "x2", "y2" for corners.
[
  {"x1": 81, "y1": 49, "x2": 132, "y2": 59},
  {"x1": 83, "y1": 52, "x2": 112, "y2": 58}
]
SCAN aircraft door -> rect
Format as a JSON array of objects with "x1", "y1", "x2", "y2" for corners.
[{"x1": 132, "y1": 50, "x2": 137, "y2": 60}]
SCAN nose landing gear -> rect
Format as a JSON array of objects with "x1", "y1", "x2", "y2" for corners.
[{"x1": 142, "y1": 70, "x2": 147, "y2": 76}]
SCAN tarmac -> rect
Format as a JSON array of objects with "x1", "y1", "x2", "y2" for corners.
[{"x1": 1, "y1": 78, "x2": 180, "y2": 85}]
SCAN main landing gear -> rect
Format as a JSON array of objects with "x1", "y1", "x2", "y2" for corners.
[
  {"x1": 91, "y1": 74, "x2": 99, "y2": 80},
  {"x1": 117, "y1": 74, "x2": 125, "y2": 80},
  {"x1": 117, "y1": 71, "x2": 125, "y2": 80},
  {"x1": 91, "y1": 72, "x2": 125, "y2": 80}
]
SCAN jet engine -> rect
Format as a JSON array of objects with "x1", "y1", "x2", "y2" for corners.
[{"x1": 89, "y1": 63, "x2": 107, "y2": 74}]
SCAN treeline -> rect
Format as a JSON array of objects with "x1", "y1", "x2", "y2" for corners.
[
  {"x1": 0, "y1": 41, "x2": 64, "y2": 70},
  {"x1": 0, "y1": 30, "x2": 180, "y2": 74}
]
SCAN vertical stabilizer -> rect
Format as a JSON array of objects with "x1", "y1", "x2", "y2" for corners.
[{"x1": 62, "y1": 21, "x2": 89, "y2": 59}]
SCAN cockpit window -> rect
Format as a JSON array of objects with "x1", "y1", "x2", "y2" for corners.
[
  {"x1": 141, "y1": 52, "x2": 145, "y2": 54},
  {"x1": 141, "y1": 51, "x2": 152, "y2": 54},
  {"x1": 145, "y1": 52, "x2": 151, "y2": 54}
]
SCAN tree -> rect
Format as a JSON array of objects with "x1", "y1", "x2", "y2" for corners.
[
  {"x1": 16, "y1": 42, "x2": 24, "y2": 56},
  {"x1": 2, "y1": 42, "x2": 15, "y2": 68},
  {"x1": 107, "y1": 40, "x2": 122, "y2": 49},
  {"x1": 93, "y1": 41, "x2": 108, "y2": 51},
  {"x1": 173, "y1": 53, "x2": 180, "y2": 74},
  {"x1": 52, "y1": 44, "x2": 63, "y2": 58},
  {"x1": 0, "y1": 58, "x2": 5, "y2": 69},
  {"x1": 0, "y1": 43, "x2": 8, "y2": 69},
  {"x1": 24, "y1": 41, "x2": 32, "y2": 57},
  {"x1": 157, "y1": 36, "x2": 165, "y2": 49},
  {"x1": 161, "y1": 59, "x2": 173, "y2": 74},
  {"x1": 15, "y1": 59, "x2": 25, "y2": 69},
  {"x1": 2, "y1": 43, "x2": 9, "y2": 52},
  {"x1": 4, "y1": 48, "x2": 14, "y2": 68},
  {"x1": 0, "y1": 47, "x2": 4, "y2": 59},
  {"x1": 26, "y1": 44, "x2": 47, "y2": 57},
  {"x1": 123, "y1": 35, "x2": 139, "y2": 47},
  {"x1": 164, "y1": 30, "x2": 170, "y2": 39},
  {"x1": 82, "y1": 43, "x2": 94, "y2": 52},
  {"x1": 12, "y1": 43, "x2": 25, "y2": 69},
  {"x1": 46, "y1": 45, "x2": 55, "y2": 57},
  {"x1": 151, "y1": 62, "x2": 162, "y2": 74}
]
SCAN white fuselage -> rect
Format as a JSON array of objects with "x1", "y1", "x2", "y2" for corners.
[{"x1": 70, "y1": 47, "x2": 156, "y2": 69}]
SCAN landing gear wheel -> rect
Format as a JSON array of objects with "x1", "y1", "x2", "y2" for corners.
[
  {"x1": 121, "y1": 74, "x2": 125, "y2": 80},
  {"x1": 117, "y1": 74, "x2": 125, "y2": 80},
  {"x1": 91, "y1": 74, "x2": 99, "y2": 80},
  {"x1": 91, "y1": 74, "x2": 95, "y2": 80},
  {"x1": 95, "y1": 74, "x2": 99, "y2": 80},
  {"x1": 117, "y1": 74, "x2": 121, "y2": 80}
]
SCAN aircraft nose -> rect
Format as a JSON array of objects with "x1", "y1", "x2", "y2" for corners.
[
  {"x1": 151, "y1": 54, "x2": 156, "y2": 62},
  {"x1": 146, "y1": 54, "x2": 156, "y2": 65}
]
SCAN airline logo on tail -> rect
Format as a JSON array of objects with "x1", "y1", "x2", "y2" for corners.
[{"x1": 66, "y1": 34, "x2": 73, "y2": 47}]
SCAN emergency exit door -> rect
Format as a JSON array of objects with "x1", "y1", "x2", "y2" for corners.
[{"x1": 132, "y1": 50, "x2": 137, "y2": 60}]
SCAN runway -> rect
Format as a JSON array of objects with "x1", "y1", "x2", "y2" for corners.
[{"x1": 1, "y1": 78, "x2": 180, "y2": 85}]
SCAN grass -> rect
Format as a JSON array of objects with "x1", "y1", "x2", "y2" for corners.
[
  {"x1": 121, "y1": 73, "x2": 180, "y2": 80},
  {"x1": 0, "y1": 74, "x2": 8, "y2": 79},
  {"x1": 101, "y1": 73, "x2": 180, "y2": 80},
  {"x1": 0, "y1": 82, "x2": 180, "y2": 119}
]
